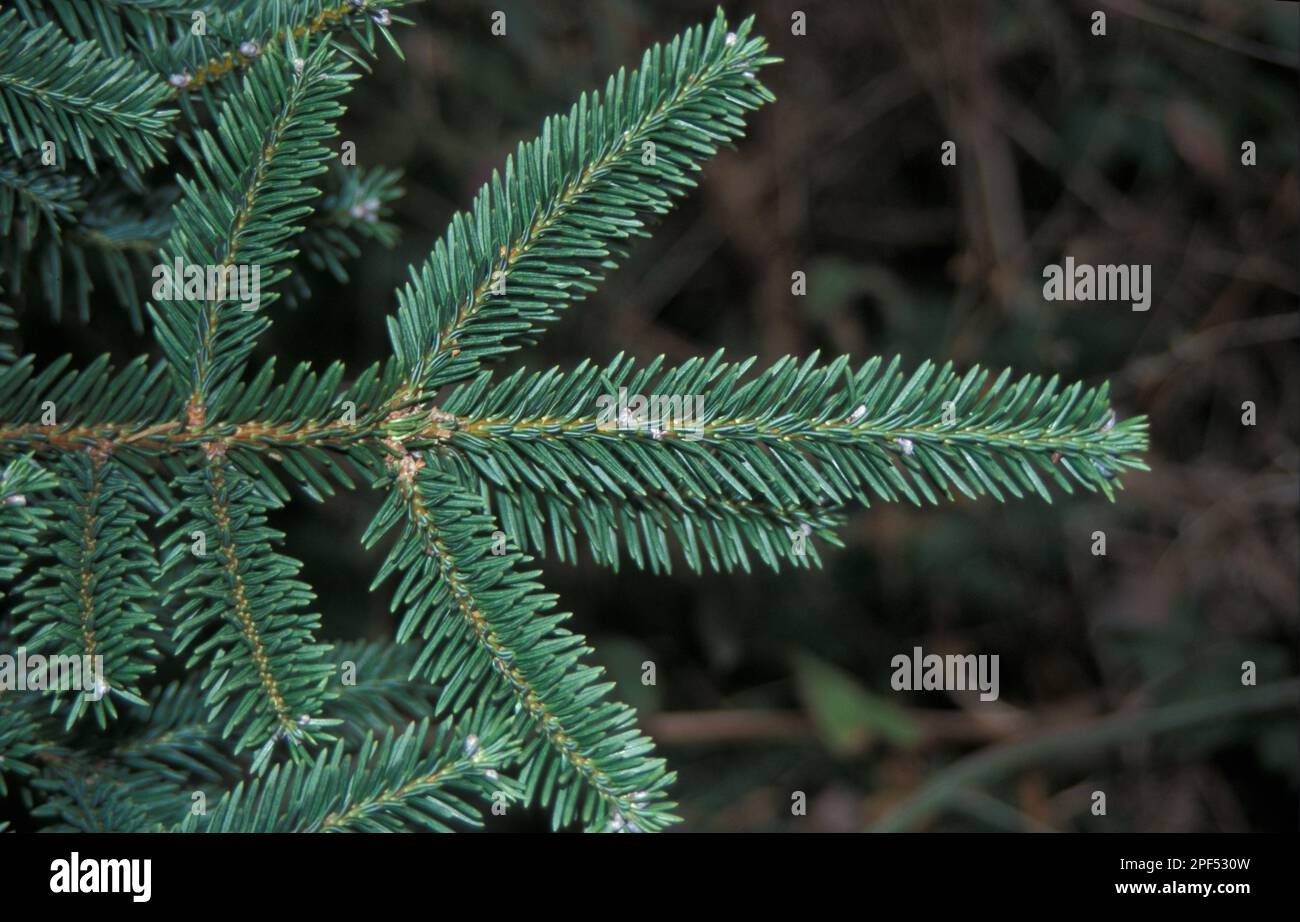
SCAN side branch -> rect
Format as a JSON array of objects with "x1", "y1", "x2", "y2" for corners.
[
  {"x1": 204, "y1": 458, "x2": 299, "y2": 739},
  {"x1": 0, "y1": 418, "x2": 382, "y2": 455},
  {"x1": 366, "y1": 464, "x2": 678, "y2": 831}
]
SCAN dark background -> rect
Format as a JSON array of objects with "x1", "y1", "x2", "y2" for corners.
[{"x1": 20, "y1": 0, "x2": 1300, "y2": 831}]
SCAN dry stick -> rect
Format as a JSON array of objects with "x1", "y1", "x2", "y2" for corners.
[{"x1": 869, "y1": 679, "x2": 1299, "y2": 832}]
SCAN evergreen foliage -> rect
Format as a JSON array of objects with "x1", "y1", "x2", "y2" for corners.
[
  {"x1": 13, "y1": 451, "x2": 162, "y2": 727},
  {"x1": 0, "y1": 3, "x2": 1147, "y2": 833}
]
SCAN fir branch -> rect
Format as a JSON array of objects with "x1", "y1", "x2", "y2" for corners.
[
  {"x1": 110, "y1": 679, "x2": 247, "y2": 785},
  {"x1": 151, "y1": 0, "x2": 416, "y2": 101},
  {"x1": 0, "y1": 153, "x2": 84, "y2": 251},
  {"x1": 161, "y1": 456, "x2": 336, "y2": 767},
  {"x1": 0, "y1": 453, "x2": 58, "y2": 594},
  {"x1": 0, "y1": 691, "x2": 51, "y2": 798},
  {"x1": 21, "y1": 679, "x2": 239, "y2": 832},
  {"x1": 0, "y1": 9, "x2": 1158, "y2": 835},
  {"x1": 364, "y1": 466, "x2": 678, "y2": 831},
  {"x1": 10, "y1": 0, "x2": 196, "y2": 58},
  {"x1": 11, "y1": 453, "x2": 163, "y2": 727},
  {"x1": 31, "y1": 765, "x2": 175, "y2": 832},
  {"x1": 295, "y1": 164, "x2": 403, "y2": 287},
  {"x1": 324, "y1": 638, "x2": 438, "y2": 742},
  {"x1": 0, "y1": 8, "x2": 176, "y2": 174},
  {"x1": 202, "y1": 356, "x2": 384, "y2": 503},
  {"x1": 0, "y1": 347, "x2": 1148, "y2": 551},
  {"x1": 29, "y1": 727, "x2": 208, "y2": 832},
  {"x1": 385, "y1": 10, "x2": 779, "y2": 396},
  {"x1": 1, "y1": 168, "x2": 175, "y2": 328},
  {"x1": 45, "y1": 183, "x2": 177, "y2": 328},
  {"x1": 0, "y1": 353, "x2": 180, "y2": 458},
  {"x1": 176, "y1": 716, "x2": 519, "y2": 832},
  {"x1": 3, "y1": 161, "x2": 398, "y2": 328},
  {"x1": 432, "y1": 449, "x2": 844, "y2": 576},
  {"x1": 0, "y1": 350, "x2": 401, "y2": 506},
  {"x1": 417, "y1": 353, "x2": 1148, "y2": 572},
  {"x1": 149, "y1": 36, "x2": 356, "y2": 424}
]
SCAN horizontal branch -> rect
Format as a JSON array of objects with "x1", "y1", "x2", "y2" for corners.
[
  {"x1": 0, "y1": 377, "x2": 1142, "y2": 461},
  {"x1": 1, "y1": 354, "x2": 1148, "y2": 561},
  {"x1": 0, "y1": 418, "x2": 380, "y2": 454},
  {"x1": 443, "y1": 412, "x2": 1135, "y2": 458},
  {"x1": 154, "y1": 0, "x2": 414, "y2": 97},
  {"x1": 427, "y1": 353, "x2": 1149, "y2": 509}
]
